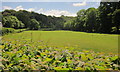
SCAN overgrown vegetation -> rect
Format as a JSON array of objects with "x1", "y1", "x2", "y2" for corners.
[{"x1": 1, "y1": 40, "x2": 119, "y2": 71}]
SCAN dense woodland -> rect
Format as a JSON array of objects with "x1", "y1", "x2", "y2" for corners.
[{"x1": 1, "y1": 2, "x2": 120, "y2": 34}]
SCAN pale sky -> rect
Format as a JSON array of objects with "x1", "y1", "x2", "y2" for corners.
[
  {"x1": 1, "y1": 0, "x2": 119, "y2": 17},
  {"x1": 1, "y1": 0, "x2": 119, "y2": 2},
  {"x1": 1, "y1": 0, "x2": 101, "y2": 2},
  {"x1": 2, "y1": 2, "x2": 101, "y2": 17}
]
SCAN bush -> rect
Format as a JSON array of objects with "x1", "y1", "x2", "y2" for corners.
[
  {"x1": 1, "y1": 28, "x2": 15, "y2": 35},
  {"x1": 1, "y1": 27, "x2": 27, "y2": 35}
]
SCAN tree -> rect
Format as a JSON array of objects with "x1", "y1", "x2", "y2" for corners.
[
  {"x1": 99, "y1": 2, "x2": 112, "y2": 33},
  {"x1": 98, "y1": 2, "x2": 120, "y2": 33},
  {"x1": 15, "y1": 10, "x2": 31, "y2": 28},
  {"x1": 85, "y1": 8, "x2": 97, "y2": 32},
  {"x1": 62, "y1": 16, "x2": 75, "y2": 30},
  {"x1": 75, "y1": 9, "x2": 86, "y2": 31},
  {"x1": 2, "y1": 16, "x2": 24, "y2": 29},
  {"x1": 0, "y1": 12, "x2": 2, "y2": 22},
  {"x1": 2, "y1": 9, "x2": 16, "y2": 16},
  {"x1": 29, "y1": 19, "x2": 40, "y2": 30},
  {"x1": 112, "y1": 9, "x2": 120, "y2": 33},
  {"x1": 63, "y1": 20, "x2": 75, "y2": 30}
]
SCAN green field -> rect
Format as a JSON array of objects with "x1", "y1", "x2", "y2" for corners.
[
  {"x1": 3, "y1": 30, "x2": 118, "y2": 54},
  {"x1": 2, "y1": 30, "x2": 119, "y2": 71}
]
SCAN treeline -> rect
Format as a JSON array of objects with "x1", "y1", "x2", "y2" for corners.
[
  {"x1": 1, "y1": 2, "x2": 120, "y2": 34},
  {"x1": 63, "y1": 2, "x2": 120, "y2": 34},
  {"x1": 1, "y1": 10, "x2": 64, "y2": 30}
]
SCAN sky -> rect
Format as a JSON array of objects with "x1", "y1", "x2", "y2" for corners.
[
  {"x1": 1, "y1": 0, "x2": 102, "y2": 2},
  {"x1": 1, "y1": 0, "x2": 119, "y2": 2},
  {"x1": 2, "y1": 2, "x2": 100, "y2": 17}
]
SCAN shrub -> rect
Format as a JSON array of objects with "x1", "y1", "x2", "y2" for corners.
[
  {"x1": 1, "y1": 27, "x2": 27, "y2": 35},
  {"x1": 1, "y1": 27, "x2": 15, "y2": 35}
]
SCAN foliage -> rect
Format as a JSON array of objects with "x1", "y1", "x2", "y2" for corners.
[
  {"x1": 63, "y1": 2, "x2": 120, "y2": 34},
  {"x1": 1, "y1": 27, "x2": 27, "y2": 35},
  {"x1": 1, "y1": 40, "x2": 119, "y2": 71},
  {"x1": 2, "y1": 16, "x2": 24, "y2": 29},
  {"x1": 2, "y1": 10, "x2": 65, "y2": 30},
  {"x1": 85, "y1": 8, "x2": 98, "y2": 32},
  {"x1": 15, "y1": 10, "x2": 31, "y2": 28},
  {"x1": 63, "y1": 19, "x2": 75, "y2": 30},
  {"x1": 29, "y1": 19, "x2": 40, "y2": 30},
  {"x1": 98, "y1": 2, "x2": 120, "y2": 33},
  {"x1": 112, "y1": 9, "x2": 120, "y2": 33},
  {"x1": 0, "y1": 12, "x2": 2, "y2": 22},
  {"x1": 1, "y1": 2, "x2": 120, "y2": 34},
  {"x1": 1, "y1": 28, "x2": 15, "y2": 35},
  {"x1": 75, "y1": 9, "x2": 86, "y2": 31}
]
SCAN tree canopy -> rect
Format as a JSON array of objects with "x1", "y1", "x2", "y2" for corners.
[
  {"x1": 2, "y1": 16, "x2": 24, "y2": 29},
  {"x1": 29, "y1": 19, "x2": 41, "y2": 30},
  {"x1": 2, "y1": 1, "x2": 120, "y2": 34}
]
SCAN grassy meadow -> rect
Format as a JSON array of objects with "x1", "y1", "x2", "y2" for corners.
[{"x1": 2, "y1": 30, "x2": 118, "y2": 54}]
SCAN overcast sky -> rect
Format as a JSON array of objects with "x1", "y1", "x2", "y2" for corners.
[{"x1": 2, "y1": 1, "x2": 100, "y2": 17}]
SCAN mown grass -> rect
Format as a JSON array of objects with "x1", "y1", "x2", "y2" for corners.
[{"x1": 2, "y1": 30, "x2": 118, "y2": 54}]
